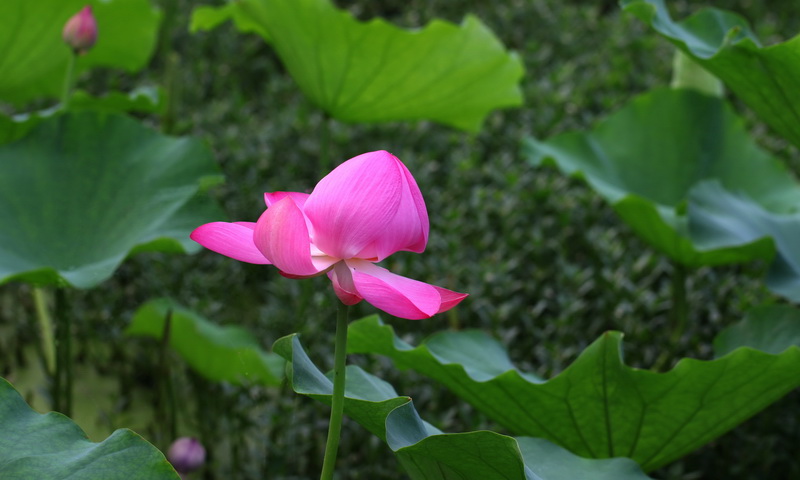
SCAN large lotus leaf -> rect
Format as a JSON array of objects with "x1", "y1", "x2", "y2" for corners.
[
  {"x1": 714, "y1": 305, "x2": 800, "y2": 357},
  {"x1": 622, "y1": 0, "x2": 800, "y2": 149},
  {"x1": 689, "y1": 180, "x2": 800, "y2": 302},
  {"x1": 347, "y1": 315, "x2": 800, "y2": 472},
  {"x1": 0, "y1": 111, "x2": 224, "y2": 288},
  {"x1": 0, "y1": 88, "x2": 164, "y2": 145},
  {"x1": 0, "y1": 0, "x2": 161, "y2": 105},
  {"x1": 190, "y1": 0, "x2": 524, "y2": 132},
  {"x1": 0, "y1": 377, "x2": 178, "y2": 479},
  {"x1": 126, "y1": 298, "x2": 284, "y2": 386},
  {"x1": 273, "y1": 332, "x2": 651, "y2": 480},
  {"x1": 522, "y1": 87, "x2": 797, "y2": 267}
]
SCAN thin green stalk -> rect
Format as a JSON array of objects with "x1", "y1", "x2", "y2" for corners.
[
  {"x1": 53, "y1": 294, "x2": 62, "y2": 412},
  {"x1": 158, "y1": 309, "x2": 176, "y2": 446},
  {"x1": 53, "y1": 288, "x2": 73, "y2": 416},
  {"x1": 52, "y1": 54, "x2": 76, "y2": 414},
  {"x1": 319, "y1": 302, "x2": 349, "y2": 480},
  {"x1": 654, "y1": 262, "x2": 688, "y2": 370},
  {"x1": 32, "y1": 287, "x2": 56, "y2": 375},
  {"x1": 669, "y1": 263, "x2": 688, "y2": 345},
  {"x1": 64, "y1": 291, "x2": 73, "y2": 416},
  {"x1": 61, "y1": 53, "x2": 76, "y2": 108},
  {"x1": 161, "y1": 52, "x2": 179, "y2": 135},
  {"x1": 166, "y1": 360, "x2": 177, "y2": 443}
]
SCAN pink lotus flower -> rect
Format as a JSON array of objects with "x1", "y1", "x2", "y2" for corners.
[
  {"x1": 191, "y1": 151, "x2": 466, "y2": 319},
  {"x1": 62, "y1": 6, "x2": 97, "y2": 55}
]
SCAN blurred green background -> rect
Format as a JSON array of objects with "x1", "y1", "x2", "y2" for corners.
[{"x1": 2, "y1": 1, "x2": 799, "y2": 478}]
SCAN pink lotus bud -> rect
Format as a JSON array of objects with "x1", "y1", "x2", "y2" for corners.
[
  {"x1": 62, "y1": 6, "x2": 97, "y2": 55},
  {"x1": 167, "y1": 437, "x2": 206, "y2": 474}
]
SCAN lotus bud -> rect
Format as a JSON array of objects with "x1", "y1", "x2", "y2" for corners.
[
  {"x1": 62, "y1": 6, "x2": 97, "y2": 55},
  {"x1": 167, "y1": 437, "x2": 206, "y2": 474}
]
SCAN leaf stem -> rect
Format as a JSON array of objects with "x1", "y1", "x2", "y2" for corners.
[
  {"x1": 669, "y1": 262, "x2": 688, "y2": 345},
  {"x1": 158, "y1": 309, "x2": 177, "y2": 446},
  {"x1": 162, "y1": 52, "x2": 179, "y2": 135},
  {"x1": 654, "y1": 262, "x2": 688, "y2": 370},
  {"x1": 54, "y1": 288, "x2": 73, "y2": 416},
  {"x1": 320, "y1": 302, "x2": 349, "y2": 480},
  {"x1": 32, "y1": 287, "x2": 56, "y2": 375}
]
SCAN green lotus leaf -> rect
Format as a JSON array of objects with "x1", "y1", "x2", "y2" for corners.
[
  {"x1": 191, "y1": 3, "x2": 270, "y2": 40},
  {"x1": 0, "y1": 377, "x2": 178, "y2": 479},
  {"x1": 347, "y1": 315, "x2": 800, "y2": 472},
  {"x1": 68, "y1": 87, "x2": 164, "y2": 114},
  {"x1": 0, "y1": 111, "x2": 48, "y2": 147},
  {"x1": 714, "y1": 304, "x2": 800, "y2": 357},
  {"x1": 622, "y1": 0, "x2": 800, "y2": 149},
  {"x1": 522, "y1": 87, "x2": 796, "y2": 267},
  {"x1": 273, "y1": 330, "x2": 651, "y2": 480},
  {"x1": 0, "y1": 88, "x2": 164, "y2": 145},
  {"x1": 126, "y1": 298, "x2": 284, "y2": 386},
  {"x1": 0, "y1": 0, "x2": 161, "y2": 105},
  {"x1": 689, "y1": 180, "x2": 800, "y2": 302},
  {"x1": 190, "y1": 0, "x2": 524, "y2": 132},
  {"x1": 0, "y1": 111, "x2": 224, "y2": 288}
]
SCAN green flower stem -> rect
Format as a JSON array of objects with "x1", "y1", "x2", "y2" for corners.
[
  {"x1": 320, "y1": 302, "x2": 349, "y2": 480},
  {"x1": 32, "y1": 287, "x2": 56, "y2": 375},
  {"x1": 51, "y1": 52, "x2": 77, "y2": 415},
  {"x1": 61, "y1": 53, "x2": 76, "y2": 108}
]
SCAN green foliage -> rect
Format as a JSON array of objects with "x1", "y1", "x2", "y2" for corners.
[
  {"x1": 0, "y1": 377, "x2": 178, "y2": 479},
  {"x1": 689, "y1": 181, "x2": 800, "y2": 302},
  {"x1": 623, "y1": 0, "x2": 800, "y2": 149},
  {"x1": 523, "y1": 87, "x2": 799, "y2": 268},
  {"x1": 127, "y1": 298, "x2": 284, "y2": 386},
  {"x1": 0, "y1": 88, "x2": 164, "y2": 145},
  {"x1": 274, "y1": 331, "x2": 652, "y2": 480},
  {"x1": 0, "y1": 0, "x2": 161, "y2": 105},
  {"x1": 347, "y1": 315, "x2": 800, "y2": 472},
  {"x1": 3, "y1": 0, "x2": 799, "y2": 477},
  {"x1": 67, "y1": 87, "x2": 165, "y2": 114},
  {"x1": 669, "y1": 51, "x2": 722, "y2": 96},
  {"x1": 0, "y1": 111, "x2": 224, "y2": 288},
  {"x1": 191, "y1": 3, "x2": 270, "y2": 39},
  {"x1": 190, "y1": 0, "x2": 524, "y2": 132},
  {"x1": 714, "y1": 304, "x2": 800, "y2": 356}
]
